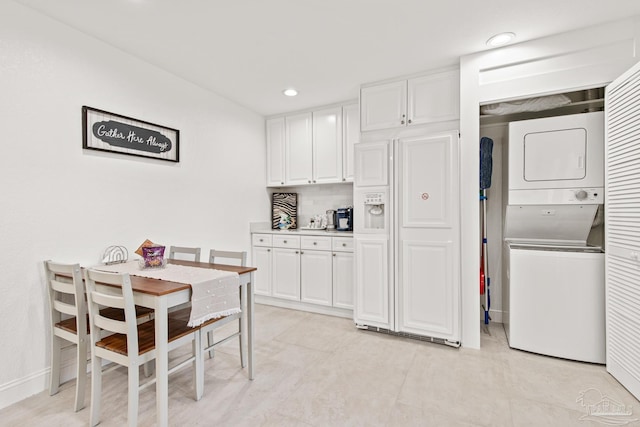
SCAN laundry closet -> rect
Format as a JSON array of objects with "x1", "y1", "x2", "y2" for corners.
[
  {"x1": 461, "y1": 17, "x2": 640, "y2": 401},
  {"x1": 479, "y1": 89, "x2": 606, "y2": 364}
]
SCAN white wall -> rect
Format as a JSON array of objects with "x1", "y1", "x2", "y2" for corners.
[
  {"x1": 460, "y1": 16, "x2": 640, "y2": 348},
  {"x1": 0, "y1": 2, "x2": 268, "y2": 408}
]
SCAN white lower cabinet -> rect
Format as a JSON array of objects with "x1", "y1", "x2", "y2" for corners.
[
  {"x1": 332, "y1": 251, "x2": 354, "y2": 309},
  {"x1": 300, "y1": 249, "x2": 333, "y2": 306},
  {"x1": 252, "y1": 232, "x2": 353, "y2": 315},
  {"x1": 253, "y1": 246, "x2": 272, "y2": 296},
  {"x1": 272, "y1": 247, "x2": 300, "y2": 301}
]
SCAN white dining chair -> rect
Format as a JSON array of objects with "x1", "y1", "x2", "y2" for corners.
[
  {"x1": 168, "y1": 246, "x2": 201, "y2": 262},
  {"x1": 44, "y1": 261, "x2": 156, "y2": 412},
  {"x1": 44, "y1": 261, "x2": 88, "y2": 412},
  {"x1": 205, "y1": 249, "x2": 247, "y2": 365},
  {"x1": 84, "y1": 268, "x2": 203, "y2": 427}
]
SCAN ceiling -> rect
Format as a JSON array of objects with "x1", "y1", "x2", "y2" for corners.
[{"x1": 14, "y1": 0, "x2": 640, "y2": 116}]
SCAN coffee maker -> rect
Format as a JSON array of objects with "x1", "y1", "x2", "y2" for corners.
[
  {"x1": 326, "y1": 209, "x2": 336, "y2": 230},
  {"x1": 335, "y1": 207, "x2": 353, "y2": 231}
]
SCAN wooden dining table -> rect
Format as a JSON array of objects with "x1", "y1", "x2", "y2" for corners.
[{"x1": 91, "y1": 259, "x2": 256, "y2": 427}]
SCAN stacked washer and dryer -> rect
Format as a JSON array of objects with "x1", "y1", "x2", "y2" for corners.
[{"x1": 503, "y1": 111, "x2": 606, "y2": 364}]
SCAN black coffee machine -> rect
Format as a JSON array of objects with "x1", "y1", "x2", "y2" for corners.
[{"x1": 335, "y1": 207, "x2": 353, "y2": 231}]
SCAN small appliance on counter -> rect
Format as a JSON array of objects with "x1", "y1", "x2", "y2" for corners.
[
  {"x1": 326, "y1": 209, "x2": 336, "y2": 230},
  {"x1": 335, "y1": 207, "x2": 353, "y2": 231}
]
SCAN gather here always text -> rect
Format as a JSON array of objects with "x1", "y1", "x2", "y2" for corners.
[{"x1": 95, "y1": 124, "x2": 169, "y2": 152}]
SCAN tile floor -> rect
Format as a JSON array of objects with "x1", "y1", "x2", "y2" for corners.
[{"x1": 2, "y1": 304, "x2": 639, "y2": 426}]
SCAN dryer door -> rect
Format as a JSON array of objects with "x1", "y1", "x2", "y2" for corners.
[{"x1": 508, "y1": 111, "x2": 604, "y2": 191}]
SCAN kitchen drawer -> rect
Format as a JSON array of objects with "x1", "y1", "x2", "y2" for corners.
[
  {"x1": 332, "y1": 236, "x2": 354, "y2": 252},
  {"x1": 301, "y1": 235, "x2": 332, "y2": 251},
  {"x1": 272, "y1": 235, "x2": 301, "y2": 248},
  {"x1": 252, "y1": 233, "x2": 273, "y2": 247}
]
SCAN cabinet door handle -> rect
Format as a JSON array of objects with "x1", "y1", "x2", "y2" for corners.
[
  {"x1": 408, "y1": 119, "x2": 412, "y2": 124},
  {"x1": 342, "y1": 243, "x2": 346, "y2": 247},
  {"x1": 333, "y1": 253, "x2": 336, "y2": 257},
  {"x1": 281, "y1": 181, "x2": 284, "y2": 185},
  {"x1": 259, "y1": 238, "x2": 263, "y2": 242},
  {"x1": 313, "y1": 242, "x2": 317, "y2": 245},
  {"x1": 267, "y1": 249, "x2": 271, "y2": 252},
  {"x1": 283, "y1": 240, "x2": 287, "y2": 244},
  {"x1": 401, "y1": 120, "x2": 405, "y2": 125},
  {"x1": 308, "y1": 180, "x2": 311, "y2": 183}
]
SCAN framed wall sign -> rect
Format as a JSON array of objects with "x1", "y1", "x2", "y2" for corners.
[{"x1": 82, "y1": 106, "x2": 179, "y2": 162}]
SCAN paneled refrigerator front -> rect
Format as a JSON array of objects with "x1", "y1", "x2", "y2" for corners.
[{"x1": 353, "y1": 132, "x2": 460, "y2": 345}]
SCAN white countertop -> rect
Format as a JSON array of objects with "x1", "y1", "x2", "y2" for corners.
[{"x1": 250, "y1": 222, "x2": 352, "y2": 237}]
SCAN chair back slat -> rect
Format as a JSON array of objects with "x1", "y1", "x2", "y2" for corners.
[
  {"x1": 169, "y1": 246, "x2": 201, "y2": 262},
  {"x1": 51, "y1": 279, "x2": 76, "y2": 296},
  {"x1": 91, "y1": 292, "x2": 126, "y2": 310},
  {"x1": 53, "y1": 300, "x2": 77, "y2": 317},
  {"x1": 94, "y1": 314, "x2": 128, "y2": 335},
  {"x1": 209, "y1": 250, "x2": 247, "y2": 266}
]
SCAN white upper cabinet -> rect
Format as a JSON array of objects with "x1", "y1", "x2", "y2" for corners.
[
  {"x1": 312, "y1": 107, "x2": 343, "y2": 184},
  {"x1": 360, "y1": 69, "x2": 459, "y2": 131},
  {"x1": 266, "y1": 102, "x2": 358, "y2": 187},
  {"x1": 285, "y1": 112, "x2": 313, "y2": 185},
  {"x1": 407, "y1": 70, "x2": 460, "y2": 126},
  {"x1": 360, "y1": 80, "x2": 407, "y2": 131},
  {"x1": 342, "y1": 103, "x2": 359, "y2": 182},
  {"x1": 266, "y1": 117, "x2": 286, "y2": 186}
]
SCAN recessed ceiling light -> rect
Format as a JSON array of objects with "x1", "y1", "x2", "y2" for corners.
[
  {"x1": 486, "y1": 32, "x2": 516, "y2": 47},
  {"x1": 283, "y1": 88, "x2": 298, "y2": 97}
]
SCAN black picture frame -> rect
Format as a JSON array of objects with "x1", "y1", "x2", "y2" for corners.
[{"x1": 82, "y1": 106, "x2": 179, "y2": 162}]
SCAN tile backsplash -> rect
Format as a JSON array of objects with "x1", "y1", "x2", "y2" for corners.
[{"x1": 270, "y1": 183, "x2": 353, "y2": 228}]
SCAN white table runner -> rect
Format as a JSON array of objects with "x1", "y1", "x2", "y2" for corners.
[{"x1": 93, "y1": 261, "x2": 240, "y2": 327}]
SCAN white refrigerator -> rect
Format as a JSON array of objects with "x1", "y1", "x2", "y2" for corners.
[{"x1": 353, "y1": 131, "x2": 461, "y2": 345}]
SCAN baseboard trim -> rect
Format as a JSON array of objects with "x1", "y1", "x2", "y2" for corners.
[
  {"x1": 0, "y1": 348, "x2": 80, "y2": 410},
  {"x1": 0, "y1": 367, "x2": 49, "y2": 410},
  {"x1": 255, "y1": 296, "x2": 353, "y2": 319}
]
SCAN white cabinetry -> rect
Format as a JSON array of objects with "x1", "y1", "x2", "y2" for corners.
[
  {"x1": 312, "y1": 107, "x2": 343, "y2": 184},
  {"x1": 300, "y1": 236, "x2": 332, "y2": 306},
  {"x1": 332, "y1": 236, "x2": 354, "y2": 309},
  {"x1": 266, "y1": 102, "x2": 358, "y2": 187},
  {"x1": 253, "y1": 246, "x2": 272, "y2": 296},
  {"x1": 251, "y1": 231, "x2": 354, "y2": 316},
  {"x1": 285, "y1": 113, "x2": 313, "y2": 185},
  {"x1": 360, "y1": 81, "x2": 407, "y2": 132},
  {"x1": 360, "y1": 69, "x2": 459, "y2": 132},
  {"x1": 272, "y1": 234, "x2": 301, "y2": 301},
  {"x1": 252, "y1": 233, "x2": 273, "y2": 296},
  {"x1": 342, "y1": 103, "x2": 359, "y2": 182}
]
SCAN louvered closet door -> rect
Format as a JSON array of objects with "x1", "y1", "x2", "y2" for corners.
[{"x1": 606, "y1": 60, "x2": 640, "y2": 401}]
